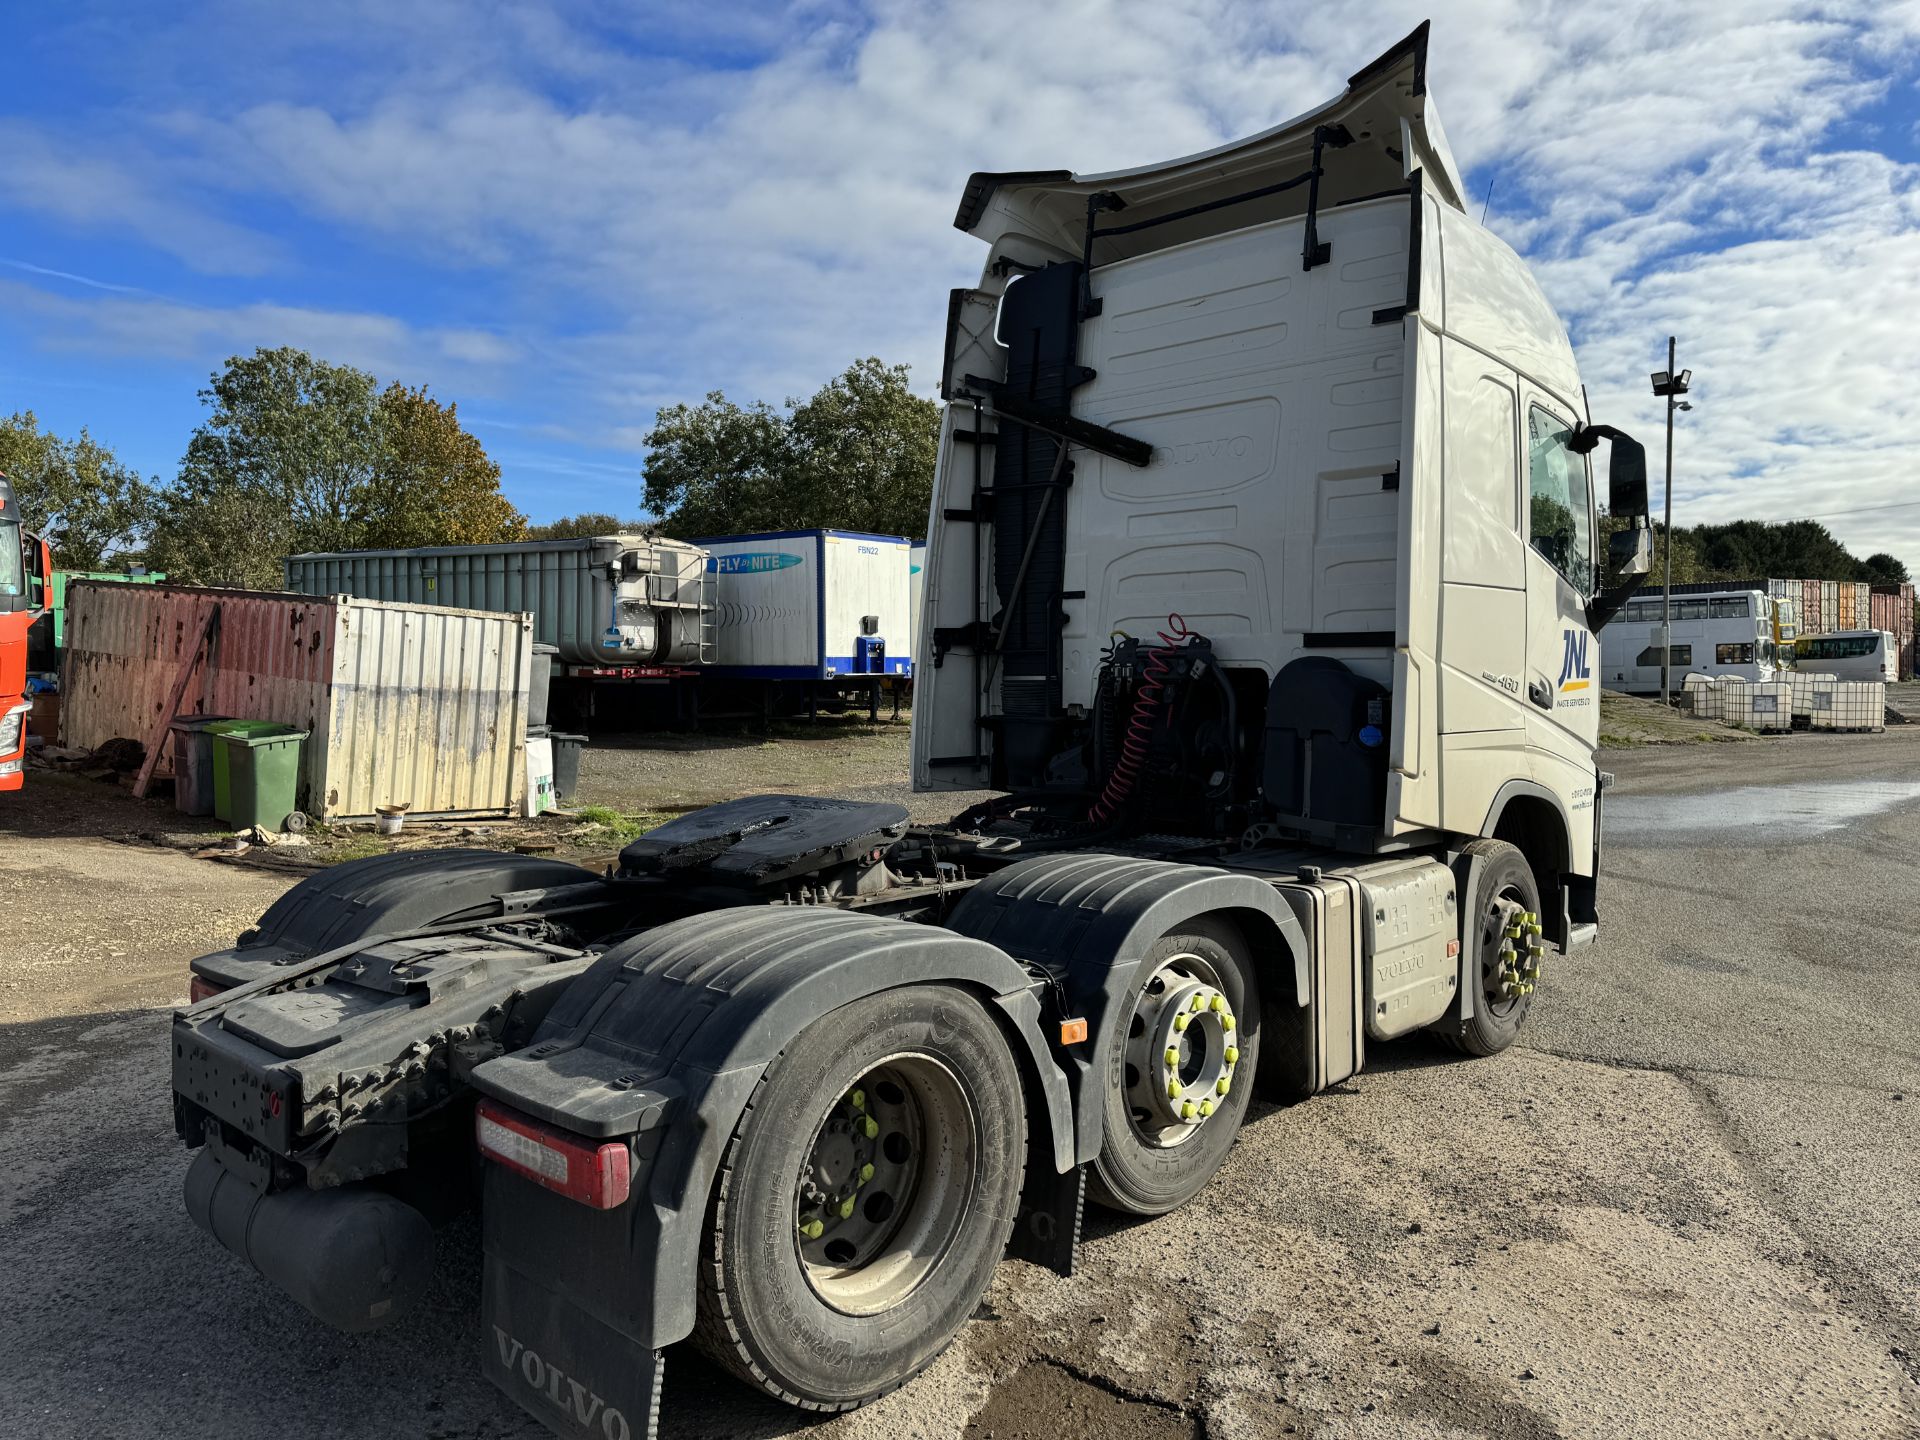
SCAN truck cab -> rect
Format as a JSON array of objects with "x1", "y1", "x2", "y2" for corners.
[{"x1": 914, "y1": 25, "x2": 1650, "y2": 940}]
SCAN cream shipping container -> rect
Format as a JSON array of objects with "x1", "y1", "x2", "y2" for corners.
[{"x1": 61, "y1": 581, "x2": 533, "y2": 819}]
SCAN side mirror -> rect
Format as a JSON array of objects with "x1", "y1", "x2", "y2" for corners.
[
  {"x1": 1572, "y1": 423, "x2": 1655, "y2": 631},
  {"x1": 27, "y1": 535, "x2": 52, "y2": 620},
  {"x1": 1606, "y1": 434, "x2": 1649, "y2": 521},
  {"x1": 1609, "y1": 523, "x2": 1653, "y2": 578},
  {"x1": 1568, "y1": 422, "x2": 1650, "y2": 520}
]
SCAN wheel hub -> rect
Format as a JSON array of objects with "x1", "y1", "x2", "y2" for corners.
[
  {"x1": 1122, "y1": 954, "x2": 1240, "y2": 1146},
  {"x1": 1484, "y1": 900, "x2": 1545, "y2": 1007},
  {"x1": 790, "y1": 1055, "x2": 978, "y2": 1317}
]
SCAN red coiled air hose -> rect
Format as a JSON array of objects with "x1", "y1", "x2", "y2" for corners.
[{"x1": 1087, "y1": 613, "x2": 1191, "y2": 826}]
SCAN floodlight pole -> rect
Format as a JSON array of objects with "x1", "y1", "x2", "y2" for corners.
[
  {"x1": 1662, "y1": 335, "x2": 1675, "y2": 706},
  {"x1": 1649, "y1": 337, "x2": 1690, "y2": 706}
]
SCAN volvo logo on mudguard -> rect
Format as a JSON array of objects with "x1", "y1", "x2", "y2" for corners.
[{"x1": 494, "y1": 1327, "x2": 631, "y2": 1440}]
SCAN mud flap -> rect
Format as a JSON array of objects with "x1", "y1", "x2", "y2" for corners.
[
  {"x1": 1007, "y1": 1162, "x2": 1085, "y2": 1277},
  {"x1": 484, "y1": 1254, "x2": 664, "y2": 1440}
]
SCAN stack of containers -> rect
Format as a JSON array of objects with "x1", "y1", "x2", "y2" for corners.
[
  {"x1": 1869, "y1": 582, "x2": 1915, "y2": 679},
  {"x1": 1811, "y1": 681, "x2": 1886, "y2": 732},
  {"x1": 1822, "y1": 581, "x2": 1840, "y2": 634},
  {"x1": 1789, "y1": 670, "x2": 1838, "y2": 723},
  {"x1": 1837, "y1": 583, "x2": 1856, "y2": 630},
  {"x1": 1802, "y1": 579, "x2": 1823, "y2": 637}
]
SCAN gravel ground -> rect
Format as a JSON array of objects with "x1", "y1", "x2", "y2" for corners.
[
  {"x1": 573, "y1": 712, "x2": 996, "y2": 823},
  {"x1": 2, "y1": 730, "x2": 1917, "y2": 1438}
]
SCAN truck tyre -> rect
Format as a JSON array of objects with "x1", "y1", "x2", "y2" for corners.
[
  {"x1": 1088, "y1": 919, "x2": 1260, "y2": 1216},
  {"x1": 693, "y1": 985, "x2": 1026, "y2": 1412},
  {"x1": 1445, "y1": 838, "x2": 1543, "y2": 1058}
]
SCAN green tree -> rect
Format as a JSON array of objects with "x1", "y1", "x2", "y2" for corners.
[
  {"x1": 641, "y1": 358, "x2": 938, "y2": 539},
  {"x1": 0, "y1": 410, "x2": 157, "y2": 567},
  {"x1": 150, "y1": 347, "x2": 522, "y2": 585},
  {"x1": 527, "y1": 512, "x2": 648, "y2": 540},
  {"x1": 1862, "y1": 552, "x2": 1909, "y2": 586},
  {"x1": 785, "y1": 358, "x2": 939, "y2": 539},
  {"x1": 642, "y1": 393, "x2": 792, "y2": 538},
  {"x1": 152, "y1": 347, "x2": 382, "y2": 585},
  {"x1": 365, "y1": 383, "x2": 525, "y2": 548}
]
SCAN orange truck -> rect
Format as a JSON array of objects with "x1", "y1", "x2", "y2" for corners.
[{"x1": 0, "y1": 471, "x2": 52, "y2": 790}]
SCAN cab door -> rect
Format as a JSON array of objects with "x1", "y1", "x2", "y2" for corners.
[{"x1": 1519, "y1": 395, "x2": 1600, "y2": 756}]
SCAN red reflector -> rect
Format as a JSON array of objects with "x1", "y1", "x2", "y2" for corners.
[
  {"x1": 475, "y1": 1100, "x2": 632, "y2": 1210},
  {"x1": 189, "y1": 974, "x2": 227, "y2": 1004}
]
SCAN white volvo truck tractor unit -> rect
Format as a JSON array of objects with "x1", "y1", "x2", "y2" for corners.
[{"x1": 169, "y1": 25, "x2": 1653, "y2": 1440}]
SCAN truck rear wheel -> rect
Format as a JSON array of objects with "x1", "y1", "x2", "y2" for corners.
[
  {"x1": 1445, "y1": 838, "x2": 1543, "y2": 1057},
  {"x1": 1089, "y1": 920, "x2": 1260, "y2": 1216},
  {"x1": 693, "y1": 985, "x2": 1025, "y2": 1412}
]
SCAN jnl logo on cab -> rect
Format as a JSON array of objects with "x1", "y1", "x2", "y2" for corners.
[{"x1": 1558, "y1": 630, "x2": 1592, "y2": 697}]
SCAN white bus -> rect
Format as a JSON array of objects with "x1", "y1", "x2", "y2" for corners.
[
  {"x1": 1600, "y1": 588, "x2": 1779, "y2": 695},
  {"x1": 1794, "y1": 629, "x2": 1897, "y2": 683}
]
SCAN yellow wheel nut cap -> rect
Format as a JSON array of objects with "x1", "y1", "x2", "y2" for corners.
[
  {"x1": 1168, "y1": 1080, "x2": 1183, "y2": 1098},
  {"x1": 1221, "y1": 1014, "x2": 1235, "y2": 1032},
  {"x1": 1181, "y1": 1101, "x2": 1197, "y2": 1119},
  {"x1": 1190, "y1": 994, "x2": 1205, "y2": 1013},
  {"x1": 839, "y1": 1198, "x2": 856, "y2": 1219},
  {"x1": 1200, "y1": 1100, "x2": 1215, "y2": 1117},
  {"x1": 1210, "y1": 994, "x2": 1228, "y2": 1013},
  {"x1": 1165, "y1": 1046, "x2": 1181, "y2": 1065},
  {"x1": 860, "y1": 1163, "x2": 875, "y2": 1183},
  {"x1": 1173, "y1": 1013, "x2": 1190, "y2": 1032},
  {"x1": 1215, "y1": 1077, "x2": 1230, "y2": 1097},
  {"x1": 1225, "y1": 1046, "x2": 1240, "y2": 1065},
  {"x1": 863, "y1": 1118, "x2": 879, "y2": 1139},
  {"x1": 802, "y1": 1219, "x2": 824, "y2": 1239},
  {"x1": 850, "y1": 1089, "x2": 865, "y2": 1109}
]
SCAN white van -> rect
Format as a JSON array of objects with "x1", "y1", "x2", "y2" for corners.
[{"x1": 1795, "y1": 629, "x2": 1897, "y2": 682}]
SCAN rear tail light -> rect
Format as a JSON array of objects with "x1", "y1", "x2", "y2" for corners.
[
  {"x1": 188, "y1": 974, "x2": 228, "y2": 1004},
  {"x1": 476, "y1": 1100, "x2": 632, "y2": 1209}
]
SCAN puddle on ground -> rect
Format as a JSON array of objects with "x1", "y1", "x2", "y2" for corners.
[
  {"x1": 1607, "y1": 781, "x2": 1920, "y2": 842},
  {"x1": 961, "y1": 1361, "x2": 1197, "y2": 1440}
]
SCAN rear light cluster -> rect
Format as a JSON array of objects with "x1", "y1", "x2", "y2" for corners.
[
  {"x1": 476, "y1": 1100, "x2": 632, "y2": 1210},
  {"x1": 188, "y1": 974, "x2": 228, "y2": 1004}
]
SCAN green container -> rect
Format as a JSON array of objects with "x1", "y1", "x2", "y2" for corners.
[{"x1": 209, "y1": 721, "x2": 300, "y2": 825}]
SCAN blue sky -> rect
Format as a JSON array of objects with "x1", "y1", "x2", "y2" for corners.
[{"x1": 4, "y1": 1, "x2": 1920, "y2": 563}]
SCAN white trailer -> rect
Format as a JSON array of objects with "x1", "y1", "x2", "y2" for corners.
[{"x1": 695, "y1": 529, "x2": 914, "y2": 694}]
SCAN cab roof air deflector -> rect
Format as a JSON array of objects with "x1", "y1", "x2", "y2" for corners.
[{"x1": 952, "y1": 22, "x2": 1461, "y2": 252}]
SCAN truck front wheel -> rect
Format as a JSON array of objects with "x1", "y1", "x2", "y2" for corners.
[
  {"x1": 1445, "y1": 838, "x2": 1544, "y2": 1057},
  {"x1": 1089, "y1": 920, "x2": 1260, "y2": 1216},
  {"x1": 693, "y1": 985, "x2": 1026, "y2": 1412}
]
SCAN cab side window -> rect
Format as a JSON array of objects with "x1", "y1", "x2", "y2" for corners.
[{"x1": 1526, "y1": 406, "x2": 1593, "y2": 592}]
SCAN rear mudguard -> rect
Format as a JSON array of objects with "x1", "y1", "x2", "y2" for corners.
[
  {"x1": 469, "y1": 905, "x2": 1073, "y2": 1440},
  {"x1": 192, "y1": 849, "x2": 606, "y2": 988},
  {"x1": 945, "y1": 852, "x2": 1309, "y2": 1164}
]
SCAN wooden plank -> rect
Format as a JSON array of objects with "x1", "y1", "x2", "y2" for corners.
[{"x1": 131, "y1": 602, "x2": 220, "y2": 800}]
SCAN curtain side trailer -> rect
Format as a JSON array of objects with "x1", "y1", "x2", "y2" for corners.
[{"x1": 171, "y1": 26, "x2": 1653, "y2": 1440}]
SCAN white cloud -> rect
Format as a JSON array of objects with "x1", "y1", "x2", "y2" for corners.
[
  {"x1": 0, "y1": 121, "x2": 278, "y2": 276},
  {"x1": 7, "y1": 1, "x2": 1920, "y2": 559},
  {"x1": 0, "y1": 281, "x2": 520, "y2": 390}
]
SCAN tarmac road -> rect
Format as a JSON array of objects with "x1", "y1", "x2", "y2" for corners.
[{"x1": 2, "y1": 731, "x2": 1917, "y2": 1439}]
